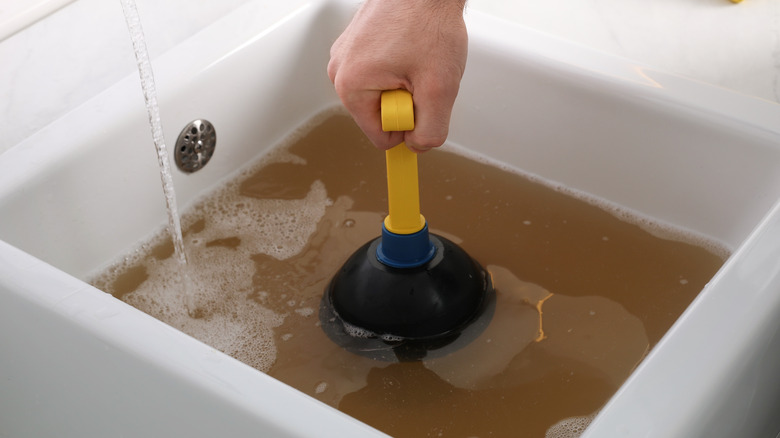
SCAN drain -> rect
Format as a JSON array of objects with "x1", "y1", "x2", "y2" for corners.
[{"x1": 175, "y1": 119, "x2": 216, "y2": 173}]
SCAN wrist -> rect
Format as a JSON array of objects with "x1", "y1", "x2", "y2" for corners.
[{"x1": 363, "y1": 0, "x2": 466, "y2": 16}]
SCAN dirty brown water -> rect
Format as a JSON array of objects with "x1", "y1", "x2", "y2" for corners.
[{"x1": 91, "y1": 111, "x2": 728, "y2": 438}]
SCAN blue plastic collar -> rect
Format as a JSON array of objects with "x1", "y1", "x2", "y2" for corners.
[{"x1": 376, "y1": 223, "x2": 437, "y2": 268}]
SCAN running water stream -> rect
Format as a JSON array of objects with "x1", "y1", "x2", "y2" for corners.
[{"x1": 119, "y1": 0, "x2": 193, "y2": 308}]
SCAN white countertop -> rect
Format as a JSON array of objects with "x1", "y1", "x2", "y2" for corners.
[{"x1": 1, "y1": 0, "x2": 778, "y2": 154}]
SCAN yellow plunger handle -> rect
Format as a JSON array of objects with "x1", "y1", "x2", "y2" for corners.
[{"x1": 381, "y1": 90, "x2": 426, "y2": 235}]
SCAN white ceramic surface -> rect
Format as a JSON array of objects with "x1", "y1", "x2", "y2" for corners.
[
  {"x1": 1, "y1": 0, "x2": 779, "y2": 436},
  {"x1": 0, "y1": 0, "x2": 75, "y2": 40}
]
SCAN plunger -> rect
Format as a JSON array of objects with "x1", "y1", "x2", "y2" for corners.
[{"x1": 320, "y1": 90, "x2": 494, "y2": 361}]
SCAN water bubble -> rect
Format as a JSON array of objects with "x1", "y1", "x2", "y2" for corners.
[
  {"x1": 294, "y1": 307, "x2": 314, "y2": 317},
  {"x1": 380, "y1": 333, "x2": 403, "y2": 342}
]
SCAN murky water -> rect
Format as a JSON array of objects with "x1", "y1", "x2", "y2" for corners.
[{"x1": 91, "y1": 111, "x2": 727, "y2": 437}]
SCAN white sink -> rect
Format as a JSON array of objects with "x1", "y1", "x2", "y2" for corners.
[{"x1": 1, "y1": 0, "x2": 779, "y2": 436}]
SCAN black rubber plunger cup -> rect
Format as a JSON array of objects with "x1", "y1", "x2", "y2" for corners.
[{"x1": 320, "y1": 90, "x2": 494, "y2": 361}]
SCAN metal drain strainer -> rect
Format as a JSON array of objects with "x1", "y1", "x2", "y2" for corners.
[{"x1": 175, "y1": 119, "x2": 216, "y2": 173}]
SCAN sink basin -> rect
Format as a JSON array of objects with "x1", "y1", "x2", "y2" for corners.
[{"x1": 1, "y1": 0, "x2": 779, "y2": 436}]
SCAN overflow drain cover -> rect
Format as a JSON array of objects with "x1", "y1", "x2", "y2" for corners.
[{"x1": 175, "y1": 119, "x2": 216, "y2": 173}]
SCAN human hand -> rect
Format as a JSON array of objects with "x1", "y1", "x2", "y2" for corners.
[{"x1": 327, "y1": 0, "x2": 468, "y2": 152}]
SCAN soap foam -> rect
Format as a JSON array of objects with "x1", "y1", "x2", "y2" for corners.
[
  {"x1": 186, "y1": 179, "x2": 331, "y2": 261},
  {"x1": 544, "y1": 413, "x2": 597, "y2": 438},
  {"x1": 341, "y1": 319, "x2": 376, "y2": 339},
  {"x1": 90, "y1": 127, "x2": 336, "y2": 371},
  {"x1": 107, "y1": 237, "x2": 283, "y2": 371}
]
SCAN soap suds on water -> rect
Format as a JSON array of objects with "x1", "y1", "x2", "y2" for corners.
[
  {"x1": 89, "y1": 125, "x2": 337, "y2": 371},
  {"x1": 315, "y1": 381, "x2": 328, "y2": 394},
  {"x1": 544, "y1": 413, "x2": 597, "y2": 438}
]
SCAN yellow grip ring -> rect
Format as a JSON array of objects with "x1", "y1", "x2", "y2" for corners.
[{"x1": 381, "y1": 90, "x2": 426, "y2": 235}]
